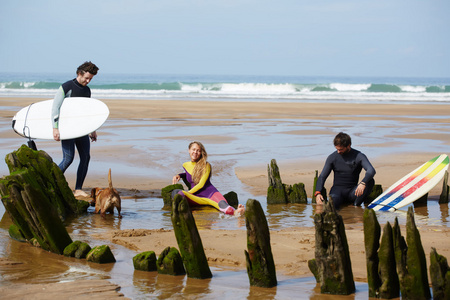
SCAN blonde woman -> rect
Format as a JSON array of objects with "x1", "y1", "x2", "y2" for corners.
[{"x1": 172, "y1": 141, "x2": 245, "y2": 216}]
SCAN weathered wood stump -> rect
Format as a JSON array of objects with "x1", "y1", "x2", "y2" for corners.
[
  {"x1": 267, "y1": 159, "x2": 307, "y2": 204},
  {"x1": 365, "y1": 184, "x2": 383, "y2": 204},
  {"x1": 161, "y1": 184, "x2": 184, "y2": 209},
  {"x1": 363, "y1": 209, "x2": 400, "y2": 299},
  {"x1": 157, "y1": 246, "x2": 186, "y2": 276},
  {"x1": 439, "y1": 170, "x2": 449, "y2": 204},
  {"x1": 312, "y1": 170, "x2": 327, "y2": 204},
  {"x1": 0, "y1": 145, "x2": 95, "y2": 254},
  {"x1": 2, "y1": 145, "x2": 89, "y2": 218},
  {"x1": 0, "y1": 168, "x2": 73, "y2": 254},
  {"x1": 244, "y1": 199, "x2": 277, "y2": 288},
  {"x1": 64, "y1": 241, "x2": 92, "y2": 259},
  {"x1": 171, "y1": 194, "x2": 212, "y2": 279},
  {"x1": 393, "y1": 207, "x2": 431, "y2": 299},
  {"x1": 267, "y1": 159, "x2": 287, "y2": 204},
  {"x1": 86, "y1": 245, "x2": 116, "y2": 264},
  {"x1": 430, "y1": 247, "x2": 450, "y2": 300},
  {"x1": 286, "y1": 183, "x2": 307, "y2": 204},
  {"x1": 363, "y1": 209, "x2": 381, "y2": 298},
  {"x1": 414, "y1": 193, "x2": 428, "y2": 206},
  {"x1": 308, "y1": 197, "x2": 355, "y2": 295},
  {"x1": 133, "y1": 251, "x2": 157, "y2": 271},
  {"x1": 378, "y1": 222, "x2": 400, "y2": 299}
]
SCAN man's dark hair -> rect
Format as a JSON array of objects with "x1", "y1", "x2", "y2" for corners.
[
  {"x1": 77, "y1": 61, "x2": 99, "y2": 75},
  {"x1": 333, "y1": 132, "x2": 352, "y2": 147}
]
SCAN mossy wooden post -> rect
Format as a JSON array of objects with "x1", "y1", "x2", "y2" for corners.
[
  {"x1": 313, "y1": 170, "x2": 318, "y2": 200},
  {"x1": 365, "y1": 184, "x2": 383, "y2": 204},
  {"x1": 157, "y1": 246, "x2": 186, "y2": 276},
  {"x1": 171, "y1": 194, "x2": 212, "y2": 279},
  {"x1": 161, "y1": 184, "x2": 184, "y2": 209},
  {"x1": 439, "y1": 170, "x2": 449, "y2": 204},
  {"x1": 133, "y1": 251, "x2": 157, "y2": 271},
  {"x1": 429, "y1": 247, "x2": 450, "y2": 300},
  {"x1": 393, "y1": 207, "x2": 431, "y2": 299},
  {"x1": 3, "y1": 145, "x2": 89, "y2": 218},
  {"x1": 363, "y1": 209, "x2": 381, "y2": 298},
  {"x1": 267, "y1": 159, "x2": 287, "y2": 204},
  {"x1": 244, "y1": 199, "x2": 277, "y2": 288},
  {"x1": 378, "y1": 222, "x2": 399, "y2": 299},
  {"x1": 0, "y1": 168, "x2": 73, "y2": 254},
  {"x1": 286, "y1": 183, "x2": 307, "y2": 204},
  {"x1": 309, "y1": 197, "x2": 355, "y2": 295},
  {"x1": 312, "y1": 170, "x2": 327, "y2": 204}
]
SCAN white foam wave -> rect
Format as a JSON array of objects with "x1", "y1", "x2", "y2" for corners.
[
  {"x1": 399, "y1": 85, "x2": 427, "y2": 93},
  {"x1": 0, "y1": 83, "x2": 449, "y2": 104},
  {"x1": 330, "y1": 83, "x2": 371, "y2": 91}
]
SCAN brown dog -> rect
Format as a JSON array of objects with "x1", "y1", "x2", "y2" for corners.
[{"x1": 91, "y1": 169, "x2": 122, "y2": 218}]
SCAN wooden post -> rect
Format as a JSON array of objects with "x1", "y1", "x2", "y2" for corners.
[
  {"x1": 244, "y1": 199, "x2": 277, "y2": 288},
  {"x1": 171, "y1": 194, "x2": 212, "y2": 279}
]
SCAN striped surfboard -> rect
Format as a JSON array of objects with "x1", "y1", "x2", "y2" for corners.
[{"x1": 368, "y1": 154, "x2": 449, "y2": 212}]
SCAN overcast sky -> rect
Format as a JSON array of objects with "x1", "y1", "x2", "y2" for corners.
[{"x1": 1, "y1": 0, "x2": 449, "y2": 78}]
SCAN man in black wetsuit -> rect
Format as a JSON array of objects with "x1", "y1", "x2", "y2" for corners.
[
  {"x1": 314, "y1": 132, "x2": 376, "y2": 208},
  {"x1": 51, "y1": 61, "x2": 99, "y2": 197}
]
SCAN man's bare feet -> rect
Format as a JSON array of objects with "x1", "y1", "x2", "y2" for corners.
[{"x1": 74, "y1": 189, "x2": 89, "y2": 197}]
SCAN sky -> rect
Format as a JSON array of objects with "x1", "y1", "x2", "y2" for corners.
[{"x1": 1, "y1": 0, "x2": 449, "y2": 78}]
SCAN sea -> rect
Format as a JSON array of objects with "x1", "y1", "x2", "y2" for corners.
[{"x1": 0, "y1": 72, "x2": 449, "y2": 103}]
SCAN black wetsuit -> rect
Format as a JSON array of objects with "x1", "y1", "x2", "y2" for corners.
[
  {"x1": 315, "y1": 148, "x2": 376, "y2": 208},
  {"x1": 51, "y1": 78, "x2": 92, "y2": 190}
]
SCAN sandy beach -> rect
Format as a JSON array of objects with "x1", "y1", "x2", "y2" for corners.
[{"x1": 1, "y1": 97, "x2": 449, "y2": 298}]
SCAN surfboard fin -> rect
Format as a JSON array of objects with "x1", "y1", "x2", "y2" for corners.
[{"x1": 27, "y1": 140, "x2": 37, "y2": 151}]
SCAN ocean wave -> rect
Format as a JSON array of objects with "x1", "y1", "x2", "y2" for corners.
[{"x1": 1, "y1": 78, "x2": 449, "y2": 103}]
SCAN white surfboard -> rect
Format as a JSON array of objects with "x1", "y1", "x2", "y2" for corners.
[
  {"x1": 368, "y1": 154, "x2": 449, "y2": 212},
  {"x1": 12, "y1": 97, "x2": 109, "y2": 140}
]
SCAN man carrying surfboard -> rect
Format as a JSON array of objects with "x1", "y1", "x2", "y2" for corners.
[
  {"x1": 314, "y1": 132, "x2": 376, "y2": 208},
  {"x1": 52, "y1": 61, "x2": 99, "y2": 197}
]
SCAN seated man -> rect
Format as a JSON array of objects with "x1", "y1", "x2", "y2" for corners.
[{"x1": 315, "y1": 132, "x2": 376, "y2": 208}]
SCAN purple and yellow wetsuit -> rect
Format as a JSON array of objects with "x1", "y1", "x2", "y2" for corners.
[{"x1": 178, "y1": 161, "x2": 235, "y2": 215}]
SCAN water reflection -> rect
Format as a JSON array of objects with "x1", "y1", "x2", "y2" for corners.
[{"x1": 0, "y1": 194, "x2": 448, "y2": 298}]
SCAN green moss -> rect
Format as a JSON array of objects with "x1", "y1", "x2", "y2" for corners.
[
  {"x1": 157, "y1": 247, "x2": 185, "y2": 275},
  {"x1": 87, "y1": 245, "x2": 116, "y2": 264},
  {"x1": 64, "y1": 241, "x2": 82, "y2": 257},
  {"x1": 245, "y1": 199, "x2": 277, "y2": 288},
  {"x1": 287, "y1": 183, "x2": 307, "y2": 204},
  {"x1": 133, "y1": 251, "x2": 157, "y2": 271},
  {"x1": 64, "y1": 241, "x2": 91, "y2": 259},
  {"x1": 161, "y1": 184, "x2": 184, "y2": 209},
  {"x1": 8, "y1": 224, "x2": 27, "y2": 242}
]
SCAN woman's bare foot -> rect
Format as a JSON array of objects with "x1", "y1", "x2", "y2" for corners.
[{"x1": 234, "y1": 204, "x2": 245, "y2": 216}]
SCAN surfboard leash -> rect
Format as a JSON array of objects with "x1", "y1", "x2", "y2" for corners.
[{"x1": 23, "y1": 103, "x2": 37, "y2": 150}]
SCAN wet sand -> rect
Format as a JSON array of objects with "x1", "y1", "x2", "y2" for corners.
[{"x1": 0, "y1": 97, "x2": 450, "y2": 298}]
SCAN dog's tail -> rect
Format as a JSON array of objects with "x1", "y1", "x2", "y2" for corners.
[{"x1": 108, "y1": 168, "x2": 113, "y2": 190}]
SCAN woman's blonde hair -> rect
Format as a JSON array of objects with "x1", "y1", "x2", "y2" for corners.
[{"x1": 189, "y1": 141, "x2": 208, "y2": 184}]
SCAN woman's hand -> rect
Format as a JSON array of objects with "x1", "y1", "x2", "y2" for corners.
[{"x1": 172, "y1": 175, "x2": 181, "y2": 184}]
